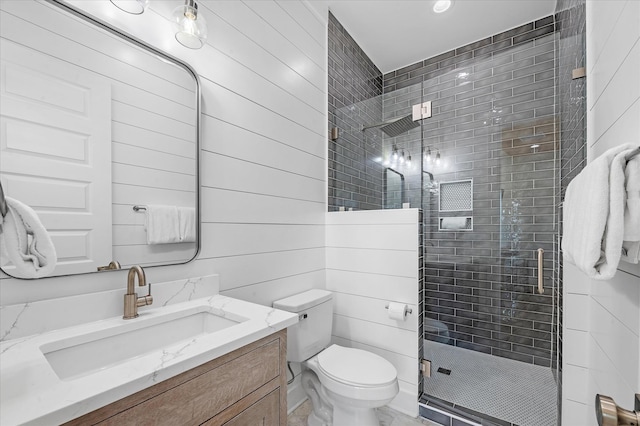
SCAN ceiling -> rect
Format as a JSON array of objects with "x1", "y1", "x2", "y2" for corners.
[{"x1": 309, "y1": 0, "x2": 556, "y2": 74}]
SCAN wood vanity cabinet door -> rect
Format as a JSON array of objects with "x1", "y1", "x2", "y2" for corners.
[
  {"x1": 210, "y1": 389, "x2": 279, "y2": 426},
  {"x1": 98, "y1": 340, "x2": 279, "y2": 425},
  {"x1": 64, "y1": 330, "x2": 287, "y2": 426}
]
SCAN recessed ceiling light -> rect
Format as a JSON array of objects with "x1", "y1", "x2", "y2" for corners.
[{"x1": 433, "y1": 0, "x2": 452, "y2": 13}]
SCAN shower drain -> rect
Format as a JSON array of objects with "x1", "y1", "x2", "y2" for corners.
[{"x1": 437, "y1": 367, "x2": 451, "y2": 375}]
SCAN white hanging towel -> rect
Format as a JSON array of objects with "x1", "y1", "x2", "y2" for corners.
[
  {"x1": 178, "y1": 207, "x2": 196, "y2": 243},
  {"x1": 440, "y1": 217, "x2": 468, "y2": 230},
  {"x1": 145, "y1": 205, "x2": 180, "y2": 244},
  {"x1": 0, "y1": 197, "x2": 57, "y2": 278},
  {"x1": 621, "y1": 152, "x2": 640, "y2": 263},
  {"x1": 562, "y1": 143, "x2": 635, "y2": 280}
]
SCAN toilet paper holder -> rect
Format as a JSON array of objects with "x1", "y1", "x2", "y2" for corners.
[{"x1": 385, "y1": 304, "x2": 412, "y2": 315}]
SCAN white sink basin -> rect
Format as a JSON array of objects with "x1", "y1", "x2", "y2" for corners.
[
  {"x1": 40, "y1": 306, "x2": 246, "y2": 380},
  {"x1": 1, "y1": 293, "x2": 298, "y2": 426}
]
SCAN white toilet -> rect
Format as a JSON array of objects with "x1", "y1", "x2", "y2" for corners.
[{"x1": 273, "y1": 289, "x2": 399, "y2": 426}]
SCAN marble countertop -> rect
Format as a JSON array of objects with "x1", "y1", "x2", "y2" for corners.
[{"x1": 0, "y1": 294, "x2": 298, "y2": 425}]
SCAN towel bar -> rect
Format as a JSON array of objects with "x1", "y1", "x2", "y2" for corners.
[{"x1": 625, "y1": 146, "x2": 640, "y2": 163}]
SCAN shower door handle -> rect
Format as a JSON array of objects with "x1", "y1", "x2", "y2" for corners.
[{"x1": 537, "y1": 248, "x2": 544, "y2": 294}]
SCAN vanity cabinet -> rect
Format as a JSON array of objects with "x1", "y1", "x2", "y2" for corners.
[{"x1": 64, "y1": 330, "x2": 287, "y2": 426}]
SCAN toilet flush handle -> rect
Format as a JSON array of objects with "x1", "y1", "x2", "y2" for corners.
[{"x1": 298, "y1": 312, "x2": 308, "y2": 321}]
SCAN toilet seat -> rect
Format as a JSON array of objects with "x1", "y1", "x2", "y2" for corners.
[
  {"x1": 305, "y1": 345, "x2": 399, "y2": 403},
  {"x1": 317, "y1": 345, "x2": 397, "y2": 387}
]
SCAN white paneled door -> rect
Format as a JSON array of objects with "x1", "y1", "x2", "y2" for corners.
[{"x1": 0, "y1": 39, "x2": 112, "y2": 276}]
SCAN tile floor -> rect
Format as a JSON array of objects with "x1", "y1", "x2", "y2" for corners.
[
  {"x1": 287, "y1": 399, "x2": 439, "y2": 426},
  {"x1": 423, "y1": 340, "x2": 557, "y2": 426}
]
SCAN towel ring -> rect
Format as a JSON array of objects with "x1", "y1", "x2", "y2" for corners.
[{"x1": 0, "y1": 181, "x2": 7, "y2": 218}]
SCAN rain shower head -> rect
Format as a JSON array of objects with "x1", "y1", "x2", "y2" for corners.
[{"x1": 361, "y1": 114, "x2": 420, "y2": 137}]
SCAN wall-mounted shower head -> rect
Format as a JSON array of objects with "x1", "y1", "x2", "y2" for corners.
[
  {"x1": 378, "y1": 115, "x2": 420, "y2": 137},
  {"x1": 361, "y1": 114, "x2": 420, "y2": 137}
]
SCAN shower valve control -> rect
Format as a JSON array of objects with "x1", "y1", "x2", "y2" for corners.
[{"x1": 412, "y1": 101, "x2": 432, "y2": 121}]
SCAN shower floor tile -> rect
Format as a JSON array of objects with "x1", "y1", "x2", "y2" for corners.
[{"x1": 423, "y1": 340, "x2": 557, "y2": 426}]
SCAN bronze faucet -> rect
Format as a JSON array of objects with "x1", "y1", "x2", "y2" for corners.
[
  {"x1": 97, "y1": 261, "x2": 121, "y2": 271},
  {"x1": 123, "y1": 265, "x2": 153, "y2": 319}
]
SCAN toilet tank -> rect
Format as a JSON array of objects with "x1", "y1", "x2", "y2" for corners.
[{"x1": 273, "y1": 289, "x2": 333, "y2": 362}]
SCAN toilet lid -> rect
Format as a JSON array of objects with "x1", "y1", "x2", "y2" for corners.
[{"x1": 317, "y1": 345, "x2": 397, "y2": 387}]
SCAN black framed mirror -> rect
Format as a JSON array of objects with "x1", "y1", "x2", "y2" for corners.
[{"x1": 0, "y1": 0, "x2": 200, "y2": 279}]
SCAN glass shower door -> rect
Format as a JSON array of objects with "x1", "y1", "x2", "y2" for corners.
[{"x1": 418, "y1": 31, "x2": 559, "y2": 426}]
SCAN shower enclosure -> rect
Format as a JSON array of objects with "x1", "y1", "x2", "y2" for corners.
[{"x1": 329, "y1": 23, "x2": 559, "y2": 426}]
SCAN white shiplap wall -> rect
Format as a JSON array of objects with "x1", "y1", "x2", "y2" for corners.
[
  {"x1": 0, "y1": 0, "x2": 328, "y2": 326},
  {"x1": 326, "y1": 209, "x2": 420, "y2": 417},
  {"x1": 562, "y1": 1, "x2": 640, "y2": 424}
]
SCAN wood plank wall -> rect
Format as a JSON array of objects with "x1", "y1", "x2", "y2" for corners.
[
  {"x1": 0, "y1": 0, "x2": 328, "y2": 314},
  {"x1": 326, "y1": 209, "x2": 420, "y2": 416},
  {"x1": 562, "y1": 1, "x2": 640, "y2": 423}
]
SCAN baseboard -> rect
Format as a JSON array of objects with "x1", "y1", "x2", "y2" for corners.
[
  {"x1": 287, "y1": 376, "x2": 308, "y2": 414},
  {"x1": 288, "y1": 371, "x2": 418, "y2": 419},
  {"x1": 388, "y1": 386, "x2": 418, "y2": 418}
]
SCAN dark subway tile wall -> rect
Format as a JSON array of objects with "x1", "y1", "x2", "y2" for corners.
[
  {"x1": 328, "y1": 12, "x2": 384, "y2": 211},
  {"x1": 555, "y1": 0, "x2": 587, "y2": 422},
  {"x1": 383, "y1": 17, "x2": 556, "y2": 93},
  {"x1": 327, "y1": 10, "x2": 565, "y2": 373},
  {"x1": 381, "y1": 18, "x2": 559, "y2": 367}
]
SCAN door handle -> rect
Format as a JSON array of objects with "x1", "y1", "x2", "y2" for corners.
[
  {"x1": 595, "y1": 394, "x2": 640, "y2": 426},
  {"x1": 537, "y1": 248, "x2": 544, "y2": 294}
]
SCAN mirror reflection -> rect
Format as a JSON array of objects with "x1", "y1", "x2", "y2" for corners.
[{"x1": 0, "y1": 0, "x2": 199, "y2": 279}]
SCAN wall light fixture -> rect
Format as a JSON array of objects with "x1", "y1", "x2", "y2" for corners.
[
  {"x1": 172, "y1": 0, "x2": 208, "y2": 49},
  {"x1": 433, "y1": 0, "x2": 452, "y2": 14},
  {"x1": 110, "y1": 0, "x2": 150, "y2": 15}
]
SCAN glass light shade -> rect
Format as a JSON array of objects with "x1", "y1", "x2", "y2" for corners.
[
  {"x1": 172, "y1": 0, "x2": 208, "y2": 49},
  {"x1": 433, "y1": 0, "x2": 452, "y2": 13},
  {"x1": 424, "y1": 147, "x2": 432, "y2": 162},
  {"x1": 110, "y1": 0, "x2": 150, "y2": 15}
]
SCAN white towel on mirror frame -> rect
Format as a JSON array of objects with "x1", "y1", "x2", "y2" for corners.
[
  {"x1": 177, "y1": 207, "x2": 196, "y2": 243},
  {"x1": 0, "y1": 196, "x2": 57, "y2": 278},
  {"x1": 145, "y1": 205, "x2": 180, "y2": 244},
  {"x1": 562, "y1": 143, "x2": 635, "y2": 279}
]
